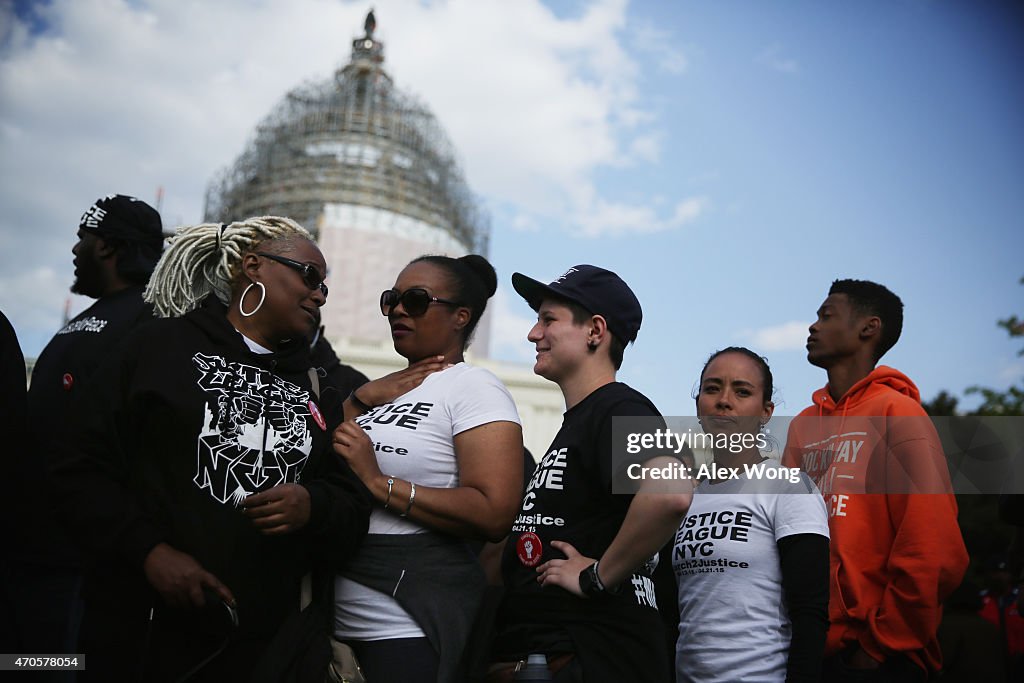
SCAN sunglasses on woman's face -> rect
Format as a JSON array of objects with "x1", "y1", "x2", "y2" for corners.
[
  {"x1": 256, "y1": 252, "x2": 328, "y2": 298},
  {"x1": 380, "y1": 288, "x2": 459, "y2": 317}
]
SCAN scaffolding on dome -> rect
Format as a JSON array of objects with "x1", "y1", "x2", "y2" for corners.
[{"x1": 203, "y1": 12, "x2": 489, "y2": 254}]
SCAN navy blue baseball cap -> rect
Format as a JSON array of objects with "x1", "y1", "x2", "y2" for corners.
[{"x1": 512, "y1": 265, "x2": 642, "y2": 343}]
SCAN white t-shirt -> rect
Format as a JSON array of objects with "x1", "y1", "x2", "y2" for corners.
[
  {"x1": 673, "y1": 459, "x2": 829, "y2": 683},
  {"x1": 334, "y1": 363, "x2": 521, "y2": 640}
]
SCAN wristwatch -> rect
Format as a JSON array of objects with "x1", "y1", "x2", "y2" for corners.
[{"x1": 579, "y1": 561, "x2": 618, "y2": 597}]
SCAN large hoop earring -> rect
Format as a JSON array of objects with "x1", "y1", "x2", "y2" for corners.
[{"x1": 239, "y1": 282, "x2": 266, "y2": 317}]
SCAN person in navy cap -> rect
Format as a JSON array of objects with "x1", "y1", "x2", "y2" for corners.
[
  {"x1": 1, "y1": 194, "x2": 163, "y2": 680},
  {"x1": 488, "y1": 265, "x2": 692, "y2": 683}
]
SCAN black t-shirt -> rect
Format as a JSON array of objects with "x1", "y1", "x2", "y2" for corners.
[{"x1": 495, "y1": 382, "x2": 671, "y2": 683}]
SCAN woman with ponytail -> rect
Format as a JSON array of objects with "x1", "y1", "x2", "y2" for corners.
[
  {"x1": 332, "y1": 254, "x2": 525, "y2": 683},
  {"x1": 51, "y1": 217, "x2": 375, "y2": 682},
  {"x1": 673, "y1": 347, "x2": 829, "y2": 683}
]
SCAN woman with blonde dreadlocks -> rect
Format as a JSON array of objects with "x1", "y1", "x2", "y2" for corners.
[{"x1": 50, "y1": 217, "x2": 411, "y2": 682}]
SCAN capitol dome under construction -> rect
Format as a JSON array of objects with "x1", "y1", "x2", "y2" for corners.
[{"x1": 204, "y1": 10, "x2": 490, "y2": 350}]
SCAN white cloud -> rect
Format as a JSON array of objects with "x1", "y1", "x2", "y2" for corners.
[
  {"x1": 381, "y1": 0, "x2": 648, "y2": 215},
  {"x1": 511, "y1": 213, "x2": 542, "y2": 233},
  {"x1": 742, "y1": 321, "x2": 808, "y2": 352},
  {"x1": 0, "y1": 0, "x2": 685, "y2": 353},
  {"x1": 489, "y1": 286, "x2": 537, "y2": 363},
  {"x1": 628, "y1": 132, "x2": 661, "y2": 163},
  {"x1": 671, "y1": 197, "x2": 705, "y2": 225},
  {"x1": 756, "y1": 43, "x2": 800, "y2": 74},
  {"x1": 575, "y1": 195, "x2": 708, "y2": 237},
  {"x1": 998, "y1": 358, "x2": 1024, "y2": 384},
  {"x1": 632, "y1": 21, "x2": 689, "y2": 74}
]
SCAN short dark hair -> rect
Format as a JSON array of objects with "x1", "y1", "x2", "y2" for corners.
[
  {"x1": 829, "y1": 279, "x2": 904, "y2": 361},
  {"x1": 697, "y1": 346, "x2": 774, "y2": 404},
  {"x1": 555, "y1": 296, "x2": 626, "y2": 370},
  {"x1": 412, "y1": 254, "x2": 497, "y2": 350}
]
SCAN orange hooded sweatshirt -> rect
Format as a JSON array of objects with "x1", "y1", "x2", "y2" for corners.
[{"x1": 782, "y1": 366, "x2": 968, "y2": 674}]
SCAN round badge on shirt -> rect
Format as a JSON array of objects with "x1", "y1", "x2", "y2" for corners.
[
  {"x1": 62, "y1": 373, "x2": 74, "y2": 391},
  {"x1": 517, "y1": 531, "x2": 543, "y2": 567}
]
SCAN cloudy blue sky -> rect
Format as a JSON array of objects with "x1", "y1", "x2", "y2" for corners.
[{"x1": 1, "y1": 0, "x2": 1021, "y2": 416}]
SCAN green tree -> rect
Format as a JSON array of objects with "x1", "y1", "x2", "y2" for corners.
[
  {"x1": 925, "y1": 277, "x2": 1023, "y2": 581},
  {"x1": 964, "y1": 385, "x2": 1024, "y2": 416},
  {"x1": 922, "y1": 390, "x2": 959, "y2": 417},
  {"x1": 996, "y1": 274, "x2": 1024, "y2": 355},
  {"x1": 965, "y1": 275, "x2": 1024, "y2": 416}
]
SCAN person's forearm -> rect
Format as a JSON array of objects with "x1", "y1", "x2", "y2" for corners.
[{"x1": 595, "y1": 490, "x2": 690, "y2": 587}]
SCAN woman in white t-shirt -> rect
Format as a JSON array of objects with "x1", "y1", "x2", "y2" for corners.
[
  {"x1": 332, "y1": 254, "x2": 524, "y2": 683},
  {"x1": 674, "y1": 347, "x2": 829, "y2": 683}
]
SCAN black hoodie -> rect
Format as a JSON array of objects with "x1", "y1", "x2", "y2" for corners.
[
  {"x1": 52, "y1": 296, "x2": 371, "y2": 672},
  {"x1": 17, "y1": 286, "x2": 154, "y2": 566},
  {"x1": 309, "y1": 331, "x2": 369, "y2": 402}
]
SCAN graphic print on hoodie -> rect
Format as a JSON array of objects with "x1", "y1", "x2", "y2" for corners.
[
  {"x1": 192, "y1": 352, "x2": 313, "y2": 506},
  {"x1": 783, "y1": 366, "x2": 956, "y2": 497}
]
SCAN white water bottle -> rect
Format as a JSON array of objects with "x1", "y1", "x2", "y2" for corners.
[{"x1": 514, "y1": 653, "x2": 553, "y2": 681}]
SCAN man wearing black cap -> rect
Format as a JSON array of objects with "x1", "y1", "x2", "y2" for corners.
[
  {"x1": 2, "y1": 194, "x2": 163, "y2": 672},
  {"x1": 489, "y1": 265, "x2": 691, "y2": 683}
]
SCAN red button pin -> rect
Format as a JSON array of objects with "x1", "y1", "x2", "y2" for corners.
[
  {"x1": 516, "y1": 531, "x2": 543, "y2": 567},
  {"x1": 308, "y1": 400, "x2": 326, "y2": 431},
  {"x1": 62, "y1": 373, "x2": 74, "y2": 391}
]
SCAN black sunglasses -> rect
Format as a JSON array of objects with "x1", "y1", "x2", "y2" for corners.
[
  {"x1": 380, "y1": 288, "x2": 459, "y2": 317},
  {"x1": 256, "y1": 252, "x2": 328, "y2": 298}
]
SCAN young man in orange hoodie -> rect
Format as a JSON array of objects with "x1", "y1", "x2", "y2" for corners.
[{"x1": 783, "y1": 279, "x2": 968, "y2": 682}]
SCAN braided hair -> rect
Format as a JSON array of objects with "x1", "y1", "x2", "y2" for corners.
[{"x1": 144, "y1": 216, "x2": 312, "y2": 318}]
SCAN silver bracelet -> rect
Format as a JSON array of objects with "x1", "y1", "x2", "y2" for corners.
[
  {"x1": 401, "y1": 481, "x2": 416, "y2": 518},
  {"x1": 384, "y1": 477, "x2": 395, "y2": 509}
]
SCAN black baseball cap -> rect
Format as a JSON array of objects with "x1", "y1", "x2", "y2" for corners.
[
  {"x1": 512, "y1": 265, "x2": 642, "y2": 343},
  {"x1": 78, "y1": 194, "x2": 163, "y2": 246}
]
